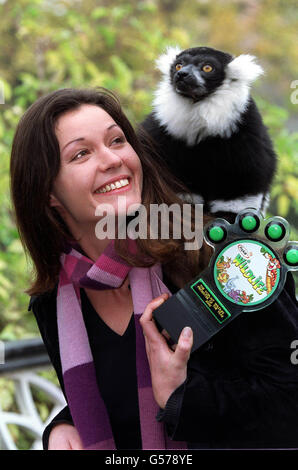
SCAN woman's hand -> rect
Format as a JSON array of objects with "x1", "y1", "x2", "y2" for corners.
[
  {"x1": 48, "y1": 423, "x2": 84, "y2": 450},
  {"x1": 140, "y1": 294, "x2": 193, "y2": 409}
]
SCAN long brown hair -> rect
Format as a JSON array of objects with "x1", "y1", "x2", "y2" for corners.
[{"x1": 10, "y1": 87, "x2": 212, "y2": 295}]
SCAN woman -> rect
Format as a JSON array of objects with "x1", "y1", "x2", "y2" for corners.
[{"x1": 10, "y1": 87, "x2": 298, "y2": 450}]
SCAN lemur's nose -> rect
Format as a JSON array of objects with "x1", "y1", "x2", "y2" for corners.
[
  {"x1": 176, "y1": 64, "x2": 195, "y2": 81},
  {"x1": 177, "y1": 69, "x2": 189, "y2": 79}
]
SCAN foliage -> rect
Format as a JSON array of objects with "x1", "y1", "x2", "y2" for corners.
[
  {"x1": 0, "y1": 0, "x2": 297, "y2": 341},
  {"x1": 256, "y1": 97, "x2": 298, "y2": 230},
  {"x1": 0, "y1": 0, "x2": 296, "y2": 450}
]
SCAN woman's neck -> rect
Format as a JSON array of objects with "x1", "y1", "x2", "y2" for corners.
[{"x1": 75, "y1": 231, "x2": 113, "y2": 261}]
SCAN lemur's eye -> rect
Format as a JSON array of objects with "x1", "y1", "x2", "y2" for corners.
[
  {"x1": 202, "y1": 64, "x2": 213, "y2": 73},
  {"x1": 175, "y1": 64, "x2": 183, "y2": 71}
]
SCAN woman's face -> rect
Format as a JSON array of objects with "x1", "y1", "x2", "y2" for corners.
[{"x1": 51, "y1": 104, "x2": 143, "y2": 234}]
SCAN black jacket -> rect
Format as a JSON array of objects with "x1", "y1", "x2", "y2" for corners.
[{"x1": 30, "y1": 272, "x2": 298, "y2": 449}]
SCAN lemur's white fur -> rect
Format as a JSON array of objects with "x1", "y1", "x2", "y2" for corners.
[
  {"x1": 153, "y1": 46, "x2": 264, "y2": 146},
  {"x1": 209, "y1": 193, "x2": 266, "y2": 215}
]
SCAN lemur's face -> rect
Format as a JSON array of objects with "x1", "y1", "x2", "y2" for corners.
[{"x1": 170, "y1": 47, "x2": 233, "y2": 102}]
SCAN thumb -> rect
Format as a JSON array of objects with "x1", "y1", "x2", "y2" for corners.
[{"x1": 174, "y1": 326, "x2": 193, "y2": 364}]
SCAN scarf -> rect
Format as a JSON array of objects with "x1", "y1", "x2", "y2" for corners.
[{"x1": 57, "y1": 239, "x2": 187, "y2": 450}]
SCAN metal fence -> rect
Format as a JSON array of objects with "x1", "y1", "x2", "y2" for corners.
[{"x1": 0, "y1": 338, "x2": 65, "y2": 450}]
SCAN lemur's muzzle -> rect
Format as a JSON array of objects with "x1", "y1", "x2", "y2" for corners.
[{"x1": 174, "y1": 64, "x2": 207, "y2": 102}]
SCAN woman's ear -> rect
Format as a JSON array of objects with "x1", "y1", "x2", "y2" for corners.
[
  {"x1": 49, "y1": 194, "x2": 67, "y2": 220},
  {"x1": 49, "y1": 193, "x2": 61, "y2": 208}
]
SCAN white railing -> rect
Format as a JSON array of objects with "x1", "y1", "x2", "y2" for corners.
[{"x1": 0, "y1": 339, "x2": 66, "y2": 450}]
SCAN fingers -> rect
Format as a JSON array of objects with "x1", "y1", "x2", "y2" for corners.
[
  {"x1": 48, "y1": 424, "x2": 84, "y2": 450},
  {"x1": 140, "y1": 294, "x2": 169, "y2": 345},
  {"x1": 141, "y1": 294, "x2": 169, "y2": 323},
  {"x1": 70, "y1": 431, "x2": 84, "y2": 450},
  {"x1": 174, "y1": 327, "x2": 193, "y2": 364},
  {"x1": 161, "y1": 329, "x2": 171, "y2": 341},
  {"x1": 140, "y1": 295, "x2": 193, "y2": 368}
]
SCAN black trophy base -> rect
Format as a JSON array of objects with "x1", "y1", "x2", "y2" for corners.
[{"x1": 153, "y1": 285, "x2": 242, "y2": 353}]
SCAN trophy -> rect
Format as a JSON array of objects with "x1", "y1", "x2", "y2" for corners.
[{"x1": 153, "y1": 209, "x2": 298, "y2": 352}]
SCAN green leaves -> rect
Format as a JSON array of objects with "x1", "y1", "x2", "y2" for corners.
[
  {"x1": 0, "y1": 0, "x2": 296, "y2": 449},
  {"x1": 0, "y1": 0, "x2": 296, "y2": 345},
  {"x1": 110, "y1": 55, "x2": 133, "y2": 94}
]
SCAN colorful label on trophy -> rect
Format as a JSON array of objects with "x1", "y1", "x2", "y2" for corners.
[
  {"x1": 191, "y1": 279, "x2": 231, "y2": 324},
  {"x1": 214, "y1": 239, "x2": 281, "y2": 306}
]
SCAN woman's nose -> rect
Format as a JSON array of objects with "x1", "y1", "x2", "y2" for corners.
[{"x1": 96, "y1": 146, "x2": 123, "y2": 171}]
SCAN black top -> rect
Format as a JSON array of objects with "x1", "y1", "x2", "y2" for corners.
[
  {"x1": 30, "y1": 272, "x2": 298, "y2": 449},
  {"x1": 81, "y1": 289, "x2": 142, "y2": 449}
]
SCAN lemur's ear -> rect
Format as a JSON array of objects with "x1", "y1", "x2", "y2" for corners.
[
  {"x1": 155, "y1": 46, "x2": 182, "y2": 75},
  {"x1": 226, "y1": 55, "x2": 264, "y2": 84}
]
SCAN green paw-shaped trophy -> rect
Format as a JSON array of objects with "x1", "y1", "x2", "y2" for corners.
[{"x1": 153, "y1": 209, "x2": 298, "y2": 352}]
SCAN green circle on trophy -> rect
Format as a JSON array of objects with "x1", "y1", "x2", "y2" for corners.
[{"x1": 214, "y1": 240, "x2": 281, "y2": 306}]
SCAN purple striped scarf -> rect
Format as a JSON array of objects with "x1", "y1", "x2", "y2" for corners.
[{"x1": 57, "y1": 239, "x2": 187, "y2": 450}]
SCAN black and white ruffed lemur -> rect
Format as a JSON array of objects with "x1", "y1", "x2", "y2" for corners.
[{"x1": 140, "y1": 46, "x2": 277, "y2": 220}]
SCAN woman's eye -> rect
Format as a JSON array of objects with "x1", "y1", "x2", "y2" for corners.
[
  {"x1": 111, "y1": 135, "x2": 126, "y2": 146},
  {"x1": 71, "y1": 149, "x2": 89, "y2": 161}
]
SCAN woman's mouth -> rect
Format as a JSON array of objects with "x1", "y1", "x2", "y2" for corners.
[{"x1": 94, "y1": 177, "x2": 131, "y2": 195}]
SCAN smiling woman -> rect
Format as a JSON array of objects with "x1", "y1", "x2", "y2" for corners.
[
  {"x1": 50, "y1": 104, "x2": 143, "y2": 259},
  {"x1": 10, "y1": 88, "x2": 208, "y2": 296},
  {"x1": 9, "y1": 87, "x2": 212, "y2": 450}
]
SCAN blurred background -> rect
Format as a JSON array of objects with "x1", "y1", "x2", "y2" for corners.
[{"x1": 0, "y1": 0, "x2": 297, "y2": 448}]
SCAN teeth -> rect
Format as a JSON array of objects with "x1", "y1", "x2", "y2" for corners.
[{"x1": 95, "y1": 178, "x2": 129, "y2": 194}]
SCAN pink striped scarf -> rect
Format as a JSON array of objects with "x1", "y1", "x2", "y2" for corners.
[{"x1": 57, "y1": 239, "x2": 187, "y2": 450}]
